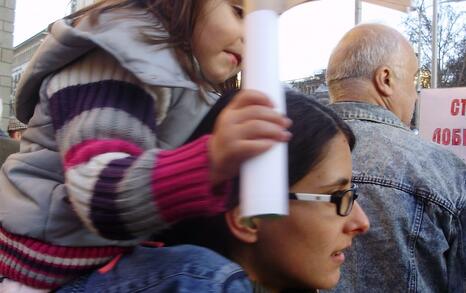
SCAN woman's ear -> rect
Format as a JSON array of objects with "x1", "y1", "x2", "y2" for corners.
[
  {"x1": 225, "y1": 207, "x2": 259, "y2": 244},
  {"x1": 374, "y1": 66, "x2": 394, "y2": 97}
]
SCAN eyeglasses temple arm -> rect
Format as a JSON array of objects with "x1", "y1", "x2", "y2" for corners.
[{"x1": 292, "y1": 193, "x2": 332, "y2": 202}]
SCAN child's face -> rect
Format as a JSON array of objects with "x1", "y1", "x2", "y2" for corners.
[{"x1": 192, "y1": 0, "x2": 243, "y2": 84}]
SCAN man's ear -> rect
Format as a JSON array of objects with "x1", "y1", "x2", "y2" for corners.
[
  {"x1": 225, "y1": 207, "x2": 259, "y2": 244},
  {"x1": 374, "y1": 66, "x2": 394, "y2": 97}
]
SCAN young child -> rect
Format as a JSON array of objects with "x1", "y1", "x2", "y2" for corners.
[{"x1": 0, "y1": 0, "x2": 290, "y2": 291}]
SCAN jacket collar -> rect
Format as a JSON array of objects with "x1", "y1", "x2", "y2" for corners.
[{"x1": 330, "y1": 101, "x2": 409, "y2": 131}]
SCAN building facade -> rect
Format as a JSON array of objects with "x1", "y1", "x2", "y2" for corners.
[
  {"x1": 285, "y1": 70, "x2": 330, "y2": 104},
  {"x1": 285, "y1": 70, "x2": 327, "y2": 95},
  {"x1": 10, "y1": 29, "x2": 48, "y2": 117},
  {"x1": 0, "y1": 0, "x2": 15, "y2": 132},
  {"x1": 2, "y1": 0, "x2": 97, "y2": 132}
]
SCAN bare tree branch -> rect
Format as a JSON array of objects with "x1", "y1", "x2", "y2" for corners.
[{"x1": 403, "y1": 0, "x2": 466, "y2": 87}]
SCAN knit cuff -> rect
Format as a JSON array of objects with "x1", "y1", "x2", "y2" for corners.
[
  {"x1": 0, "y1": 226, "x2": 129, "y2": 289},
  {"x1": 152, "y1": 135, "x2": 231, "y2": 223}
]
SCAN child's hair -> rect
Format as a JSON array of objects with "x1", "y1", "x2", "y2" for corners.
[
  {"x1": 69, "y1": 0, "x2": 239, "y2": 93},
  {"x1": 159, "y1": 90, "x2": 356, "y2": 254}
]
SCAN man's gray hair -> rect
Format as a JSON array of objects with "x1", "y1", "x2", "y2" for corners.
[{"x1": 326, "y1": 24, "x2": 405, "y2": 84}]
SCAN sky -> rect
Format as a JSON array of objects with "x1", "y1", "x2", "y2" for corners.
[
  {"x1": 12, "y1": 0, "x2": 461, "y2": 80},
  {"x1": 278, "y1": 0, "x2": 408, "y2": 80},
  {"x1": 14, "y1": 0, "x2": 71, "y2": 44}
]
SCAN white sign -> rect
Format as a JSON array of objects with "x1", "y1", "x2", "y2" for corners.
[{"x1": 419, "y1": 87, "x2": 466, "y2": 163}]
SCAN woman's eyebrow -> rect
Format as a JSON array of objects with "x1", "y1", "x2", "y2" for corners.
[{"x1": 318, "y1": 178, "x2": 350, "y2": 189}]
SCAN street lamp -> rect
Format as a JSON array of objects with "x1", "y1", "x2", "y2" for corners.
[
  {"x1": 432, "y1": 0, "x2": 438, "y2": 88},
  {"x1": 356, "y1": 0, "x2": 362, "y2": 24}
]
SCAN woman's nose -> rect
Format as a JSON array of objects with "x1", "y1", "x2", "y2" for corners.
[{"x1": 344, "y1": 202, "x2": 370, "y2": 235}]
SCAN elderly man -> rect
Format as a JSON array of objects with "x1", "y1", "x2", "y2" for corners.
[{"x1": 325, "y1": 24, "x2": 466, "y2": 293}]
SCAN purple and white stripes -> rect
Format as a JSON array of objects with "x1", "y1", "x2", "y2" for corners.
[
  {"x1": 0, "y1": 50, "x2": 232, "y2": 289},
  {"x1": 48, "y1": 77, "x2": 230, "y2": 241}
]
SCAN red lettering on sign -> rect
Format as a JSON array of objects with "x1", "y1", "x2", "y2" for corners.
[
  {"x1": 451, "y1": 99, "x2": 466, "y2": 116},
  {"x1": 451, "y1": 99, "x2": 459, "y2": 115},
  {"x1": 442, "y1": 129, "x2": 451, "y2": 145},
  {"x1": 452, "y1": 129, "x2": 461, "y2": 145},
  {"x1": 432, "y1": 128, "x2": 466, "y2": 146}
]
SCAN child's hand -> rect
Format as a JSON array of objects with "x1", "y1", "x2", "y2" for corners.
[{"x1": 209, "y1": 90, "x2": 292, "y2": 185}]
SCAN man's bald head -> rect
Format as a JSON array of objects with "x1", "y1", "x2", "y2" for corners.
[
  {"x1": 327, "y1": 24, "x2": 410, "y2": 90},
  {"x1": 326, "y1": 24, "x2": 418, "y2": 125}
]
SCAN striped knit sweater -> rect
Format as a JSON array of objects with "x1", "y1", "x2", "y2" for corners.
[{"x1": 0, "y1": 49, "x2": 229, "y2": 289}]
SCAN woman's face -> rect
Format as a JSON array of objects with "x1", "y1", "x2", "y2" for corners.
[
  {"x1": 253, "y1": 133, "x2": 370, "y2": 290},
  {"x1": 192, "y1": 0, "x2": 243, "y2": 84}
]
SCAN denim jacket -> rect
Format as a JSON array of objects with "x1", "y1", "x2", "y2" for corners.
[
  {"x1": 57, "y1": 244, "x2": 253, "y2": 292},
  {"x1": 326, "y1": 102, "x2": 466, "y2": 293}
]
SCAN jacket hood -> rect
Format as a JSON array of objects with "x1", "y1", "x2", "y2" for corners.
[{"x1": 16, "y1": 9, "x2": 198, "y2": 123}]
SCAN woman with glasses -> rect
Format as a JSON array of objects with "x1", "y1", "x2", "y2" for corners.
[{"x1": 60, "y1": 90, "x2": 369, "y2": 292}]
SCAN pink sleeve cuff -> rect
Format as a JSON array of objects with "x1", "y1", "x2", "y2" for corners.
[{"x1": 152, "y1": 135, "x2": 232, "y2": 223}]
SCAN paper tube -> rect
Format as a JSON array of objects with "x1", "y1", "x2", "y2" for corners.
[
  {"x1": 240, "y1": 0, "x2": 313, "y2": 218},
  {"x1": 240, "y1": 1, "x2": 300, "y2": 218}
]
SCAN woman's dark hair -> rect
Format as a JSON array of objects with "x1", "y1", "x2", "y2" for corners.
[
  {"x1": 188, "y1": 89, "x2": 355, "y2": 186},
  {"x1": 68, "y1": 0, "x2": 239, "y2": 93},
  {"x1": 160, "y1": 89, "x2": 356, "y2": 255},
  {"x1": 285, "y1": 90, "x2": 355, "y2": 186}
]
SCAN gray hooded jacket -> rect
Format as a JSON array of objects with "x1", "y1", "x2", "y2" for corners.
[{"x1": 0, "y1": 9, "x2": 217, "y2": 248}]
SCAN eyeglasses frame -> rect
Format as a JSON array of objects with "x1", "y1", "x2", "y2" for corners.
[{"x1": 288, "y1": 184, "x2": 358, "y2": 217}]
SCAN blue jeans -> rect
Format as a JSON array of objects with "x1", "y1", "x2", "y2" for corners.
[{"x1": 57, "y1": 245, "x2": 252, "y2": 293}]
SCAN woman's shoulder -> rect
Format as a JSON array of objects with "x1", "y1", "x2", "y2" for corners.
[
  {"x1": 150, "y1": 244, "x2": 245, "y2": 279},
  {"x1": 59, "y1": 244, "x2": 252, "y2": 292},
  {"x1": 106, "y1": 245, "x2": 252, "y2": 292}
]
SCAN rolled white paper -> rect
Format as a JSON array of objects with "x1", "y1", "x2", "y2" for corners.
[{"x1": 240, "y1": 9, "x2": 288, "y2": 218}]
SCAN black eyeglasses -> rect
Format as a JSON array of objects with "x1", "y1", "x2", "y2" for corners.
[{"x1": 288, "y1": 184, "x2": 358, "y2": 217}]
